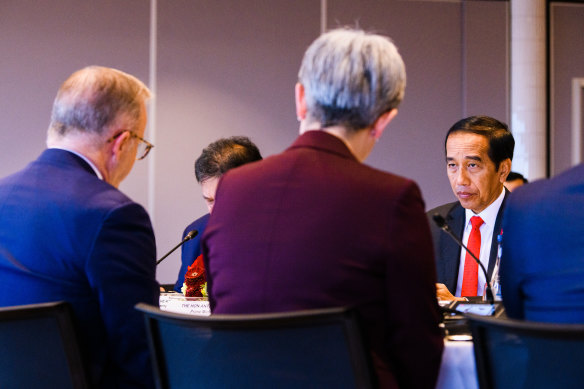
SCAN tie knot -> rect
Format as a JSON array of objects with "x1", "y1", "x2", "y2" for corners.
[{"x1": 470, "y1": 216, "x2": 484, "y2": 229}]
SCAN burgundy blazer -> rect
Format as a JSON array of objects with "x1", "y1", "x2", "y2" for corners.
[{"x1": 202, "y1": 131, "x2": 443, "y2": 389}]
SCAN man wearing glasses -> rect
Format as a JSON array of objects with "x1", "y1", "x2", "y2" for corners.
[{"x1": 0, "y1": 66, "x2": 158, "y2": 389}]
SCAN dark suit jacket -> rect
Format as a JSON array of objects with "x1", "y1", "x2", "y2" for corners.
[
  {"x1": 427, "y1": 191, "x2": 508, "y2": 295},
  {"x1": 0, "y1": 149, "x2": 159, "y2": 389},
  {"x1": 202, "y1": 131, "x2": 443, "y2": 389},
  {"x1": 174, "y1": 213, "x2": 210, "y2": 292},
  {"x1": 501, "y1": 164, "x2": 584, "y2": 323}
]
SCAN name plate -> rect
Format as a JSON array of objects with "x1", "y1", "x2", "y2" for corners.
[{"x1": 159, "y1": 293, "x2": 210, "y2": 316}]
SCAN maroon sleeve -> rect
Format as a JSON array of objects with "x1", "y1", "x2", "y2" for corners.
[{"x1": 384, "y1": 181, "x2": 444, "y2": 389}]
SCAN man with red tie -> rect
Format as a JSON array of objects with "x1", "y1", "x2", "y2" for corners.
[{"x1": 427, "y1": 116, "x2": 514, "y2": 301}]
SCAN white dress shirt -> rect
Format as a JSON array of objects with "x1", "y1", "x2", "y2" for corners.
[{"x1": 455, "y1": 188, "x2": 505, "y2": 297}]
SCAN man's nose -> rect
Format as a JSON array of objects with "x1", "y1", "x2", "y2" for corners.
[{"x1": 455, "y1": 168, "x2": 470, "y2": 186}]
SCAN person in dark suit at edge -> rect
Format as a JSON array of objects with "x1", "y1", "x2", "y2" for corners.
[
  {"x1": 427, "y1": 116, "x2": 514, "y2": 302},
  {"x1": 202, "y1": 28, "x2": 443, "y2": 389},
  {"x1": 501, "y1": 163, "x2": 584, "y2": 323},
  {"x1": 173, "y1": 136, "x2": 262, "y2": 292},
  {"x1": 0, "y1": 66, "x2": 159, "y2": 388}
]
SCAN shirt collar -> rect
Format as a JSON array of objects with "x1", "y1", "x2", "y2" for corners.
[
  {"x1": 464, "y1": 187, "x2": 505, "y2": 228},
  {"x1": 49, "y1": 147, "x2": 103, "y2": 180}
]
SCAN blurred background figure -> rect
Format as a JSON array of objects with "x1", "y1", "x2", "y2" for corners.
[
  {"x1": 202, "y1": 28, "x2": 443, "y2": 389},
  {"x1": 172, "y1": 136, "x2": 261, "y2": 293},
  {"x1": 504, "y1": 171, "x2": 528, "y2": 192}
]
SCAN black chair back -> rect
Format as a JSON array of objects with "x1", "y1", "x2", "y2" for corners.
[
  {"x1": 468, "y1": 314, "x2": 584, "y2": 389},
  {"x1": 0, "y1": 301, "x2": 90, "y2": 389},
  {"x1": 136, "y1": 303, "x2": 375, "y2": 389}
]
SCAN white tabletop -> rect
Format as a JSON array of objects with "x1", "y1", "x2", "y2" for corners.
[{"x1": 436, "y1": 340, "x2": 478, "y2": 389}]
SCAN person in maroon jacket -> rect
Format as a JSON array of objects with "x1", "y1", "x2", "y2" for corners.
[{"x1": 202, "y1": 28, "x2": 443, "y2": 389}]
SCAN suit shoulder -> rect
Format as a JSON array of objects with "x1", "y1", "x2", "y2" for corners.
[
  {"x1": 87, "y1": 182, "x2": 137, "y2": 210},
  {"x1": 183, "y1": 214, "x2": 210, "y2": 236},
  {"x1": 513, "y1": 164, "x2": 584, "y2": 203},
  {"x1": 356, "y1": 164, "x2": 420, "y2": 193},
  {"x1": 427, "y1": 201, "x2": 460, "y2": 218}
]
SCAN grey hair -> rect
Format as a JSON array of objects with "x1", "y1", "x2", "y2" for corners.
[
  {"x1": 49, "y1": 66, "x2": 151, "y2": 136},
  {"x1": 298, "y1": 28, "x2": 406, "y2": 131}
]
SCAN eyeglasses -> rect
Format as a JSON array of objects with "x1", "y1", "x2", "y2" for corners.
[{"x1": 107, "y1": 130, "x2": 154, "y2": 160}]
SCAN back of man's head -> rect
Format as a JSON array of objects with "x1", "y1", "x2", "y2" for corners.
[
  {"x1": 298, "y1": 28, "x2": 406, "y2": 132},
  {"x1": 195, "y1": 136, "x2": 262, "y2": 183},
  {"x1": 48, "y1": 66, "x2": 151, "y2": 138},
  {"x1": 506, "y1": 171, "x2": 527, "y2": 184},
  {"x1": 445, "y1": 115, "x2": 515, "y2": 171}
]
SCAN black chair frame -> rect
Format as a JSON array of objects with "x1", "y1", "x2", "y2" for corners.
[
  {"x1": 136, "y1": 303, "x2": 376, "y2": 389},
  {"x1": 468, "y1": 313, "x2": 584, "y2": 389},
  {"x1": 0, "y1": 301, "x2": 90, "y2": 389}
]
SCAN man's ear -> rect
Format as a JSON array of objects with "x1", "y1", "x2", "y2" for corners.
[
  {"x1": 370, "y1": 109, "x2": 398, "y2": 140},
  {"x1": 499, "y1": 158, "x2": 512, "y2": 183},
  {"x1": 295, "y1": 83, "x2": 307, "y2": 121},
  {"x1": 109, "y1": 130, "x2": 130, "y2": 162}
]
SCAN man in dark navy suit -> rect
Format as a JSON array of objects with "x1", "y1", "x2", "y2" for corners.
[
  {"x1": 501, "y1": 164, "x2": 584, "y2": 323},
  {"x1": 0, "y1": 66, "x2": 158, "y2": 388},
  {"x1": 427, "y1": 116, "x2": 514, "y2": 301},
  {"x1": 202, "y1": 28, "x2": 443, "y2": 389},
  {"x1": 173, "y1": 136, "x2": 261, "y2": 292}
]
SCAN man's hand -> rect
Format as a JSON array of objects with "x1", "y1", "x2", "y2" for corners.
[{"x1": 436, "y1": 283, "x2": 466, "y2": 301}]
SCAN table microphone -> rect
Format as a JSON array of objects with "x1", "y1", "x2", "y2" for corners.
[
  {"x1": 156, "y1": 230, "x2": 198, "y2": 266},
  {"x1": 432, "y1": 214, "x2": 494, "y2": 304}
]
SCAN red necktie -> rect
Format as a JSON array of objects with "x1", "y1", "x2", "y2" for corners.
[{"x1": 461, "y1": 216, "x2": 484, "y2": 296}]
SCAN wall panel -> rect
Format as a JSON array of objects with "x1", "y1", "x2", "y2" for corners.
[
  {"x1": 154, "y1": 0, "x2": 320, "y2": 282},
  {"x1": 464, "y1": 1, "x2": 509, "y2": 123},
  {"x1": 0, "y1": 0, "x2": 151, "y2": 206},
  {"x1": 551, "y1": 3, "x2": 584, "y2": 175}
]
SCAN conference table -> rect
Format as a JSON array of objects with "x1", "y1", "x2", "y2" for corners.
[
  {"x1": 436, "y1": 340, "x2": 478, "y2": 389},
  {"x1": 159, "y1": 293, "x2": 479, "y2": 389}
]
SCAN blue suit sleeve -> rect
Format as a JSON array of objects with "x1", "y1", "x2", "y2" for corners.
[
  {"x1": 500, "y1": 198, "x2": 525, "y2": 319},
  {"x1": 86, "y1": 202, "x2": 158, "y2": 389}
]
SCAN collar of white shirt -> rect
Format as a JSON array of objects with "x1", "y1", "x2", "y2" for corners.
[
  {"x1": 455, "y1": 188, "x2": 505, "y2": 297},
  {"x1": 464, "y1": 188, "x2": 505, "y2": 231},
  {"x1": 49, "y1": 147, "x2": 103, "y2": 180}
]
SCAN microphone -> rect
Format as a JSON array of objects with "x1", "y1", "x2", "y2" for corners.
[
  {"x1": 156, "y1": 230, "x2": 198, "y2": 266},
  {"x1": 432, "y1": 214, "x2": 494, "y2": 304}
]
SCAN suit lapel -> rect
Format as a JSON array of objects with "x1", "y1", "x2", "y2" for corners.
[
  {"x1": 442, "y1": 203, "x2": 465, "y2": 292},
  {"x1": 487, "y1": 189, "x2": 509, "y2": 278}
]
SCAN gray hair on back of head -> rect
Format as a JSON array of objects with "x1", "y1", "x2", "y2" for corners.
[
  {"x1": 49, "y1": 66, "x2": 151, "y2": 137},
  {"x1": 298, "y1": 28, "x2": 406, "y2": 131}
]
